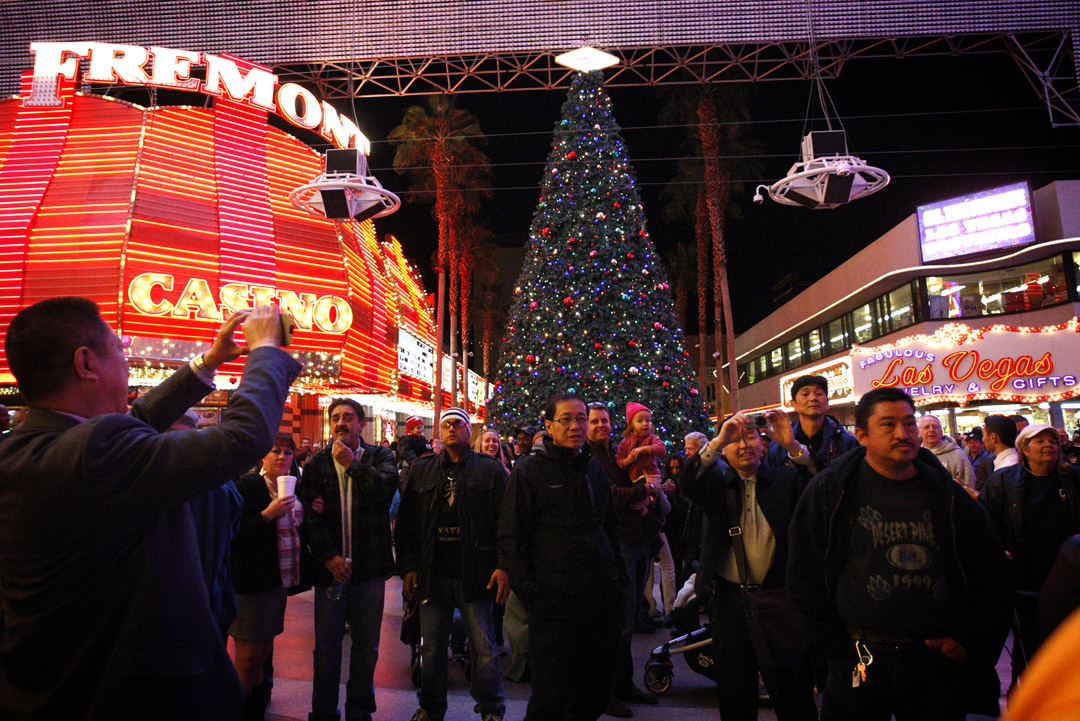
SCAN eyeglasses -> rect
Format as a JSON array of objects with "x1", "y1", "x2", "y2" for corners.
[
  {"x1": 440, "y1": 419, "x2": 467, "y2": 429},
  {"x1": 552, "y1": 415, "x2": 588, "y2": 427}
]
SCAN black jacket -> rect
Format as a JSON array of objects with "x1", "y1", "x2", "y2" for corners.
[
  {"x1": 979, "y1": 462, "x2": 1080, "y2": 591},
  {"x1": 396, "y1": 446, "x2": 508, "y2": 602},
  {"x1": 498, "y1": 438, "x2": 625, "y2": 606},
  {"x1": 230, "y1": 472, "x2": 289, "y2": 595},
  {"x1": 682, "y1": 452, "x2": 805, "y2": 591},
  {"x1": 298, "y1": 440, "x2": 398, "y2": 586},
  {"x1": 787, "y1": 446, "x2": 1012, "y2": 669}
]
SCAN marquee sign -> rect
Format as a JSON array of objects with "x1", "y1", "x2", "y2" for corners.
[
  {"x1": 851, "y1": 319, "x2": 1080, "y2": 406},
  {"x1": 26, "y1": 42, "x2": 370, "y2": 152},
  {"x1": 779, "y1": 357, "x2": 855, "y2": 411}
]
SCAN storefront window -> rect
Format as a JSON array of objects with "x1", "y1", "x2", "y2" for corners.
[
  {"x1": 826, "y1": 317, "x2": 847, "y2": 355},
  {"x1": 785, "y1": 336, "x2": 804, "y2": 369},
  {"x1": 753, "y1": 355, "x2": 768, "y2": 383},
  {"x1": 770, "y1": 346, "x2": 785, "y2": 374},
  {"x1": 807, "y1": 327, "x2": 824, "y2": 362},
  {"x1": 927, "y1": 255, "x2": 1067, "y2": 318},
  {"x1": 852, "y1": 303, "x2": 875, "y2": 343},
  {"x1": 886, "y1": 284, "x2": 915, "y2": 332}
]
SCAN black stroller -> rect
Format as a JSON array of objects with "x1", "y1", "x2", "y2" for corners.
[{"x1": 642, "y1": 604, "x2": 717, "y2": 694}]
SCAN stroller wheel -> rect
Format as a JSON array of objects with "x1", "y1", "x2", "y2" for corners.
[{"x1": 643, "y1": 661, "x2": 673, "y2": 695}]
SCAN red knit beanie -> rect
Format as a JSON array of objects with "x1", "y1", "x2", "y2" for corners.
[
  {"x1": 626, "y1": 402, "x2": 651, "y2": 428},
  {"x1": 406, "y1": 416, "x2": 424, "y2": 434}
]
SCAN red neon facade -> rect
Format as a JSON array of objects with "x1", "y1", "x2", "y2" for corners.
[{"x1": 0, "y1": 64, "x2": 444, "y2": 407}]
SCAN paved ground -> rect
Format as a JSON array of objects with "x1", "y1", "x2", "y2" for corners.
[{"x1": 254, "y1": 576, "x2": 1012, "y2": 721}]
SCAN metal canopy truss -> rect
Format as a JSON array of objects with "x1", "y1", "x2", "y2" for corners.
[
  {"x1": 274, "y1": 31, "x2": 1067, "y2": 92},
  {"x1": 1, "y1": 1, "x2": 1078, "y2": 125}
]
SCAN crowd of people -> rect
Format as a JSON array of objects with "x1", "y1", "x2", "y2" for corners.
[{"x1": 1, "y1": 297, "x2": 1079, "y2": 721}]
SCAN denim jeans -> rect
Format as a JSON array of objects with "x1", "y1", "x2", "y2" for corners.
[
  {"x1": 310, "y1": 579, "x2": 385, "y2": 721},
  {"x1": 615, "y1": 539, "x2": 649, "y2": 696},
  {"x1": 418, "y1": 576, "x2": 505, "y2": 721}
]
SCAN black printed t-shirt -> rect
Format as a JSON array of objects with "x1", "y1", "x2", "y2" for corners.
[
  {"x1": 835, "y1": 461, "x2": 953, "y2": 639},
  {"x1": 432, "y1": 461, "x2": 462, "y2": 578}
]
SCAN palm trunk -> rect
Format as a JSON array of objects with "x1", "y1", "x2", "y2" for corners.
[
  {"x1": 460, "y1": 250, "x2": 474, "y2": 411},
  {"x1": 699, "y1": 97, "x2": 740, "y2": 421},
  {"x1": 694, "y1": 193, "x2": 710, "y2": 402}
]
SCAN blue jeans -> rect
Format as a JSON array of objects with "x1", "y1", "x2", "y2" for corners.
[
  {"x1": 418, "y1": 576, "x2": 505, "y2": 721},
  {"x1": 615, "y1": 539, "x2": 649, "y2": 696},
  {"x1": 310, "y1": 579, "x2": 385, "y2": 721}
]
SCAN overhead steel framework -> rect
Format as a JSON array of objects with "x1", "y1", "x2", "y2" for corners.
[{"x1": 1, "y1": 0, "x2": 1078, "y2": 125}]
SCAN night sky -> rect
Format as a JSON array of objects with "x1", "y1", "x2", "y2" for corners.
[{"x1": 346, "y1": 49, "x2": 1080, "y2": 338}]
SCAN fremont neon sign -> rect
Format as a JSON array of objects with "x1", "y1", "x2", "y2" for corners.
[
  {"x1": 128, "y1": 273, "x2": 353, "y2": 334},
  {"x1": 26, "y1": 42, "x2": 370, "y2": 153}
]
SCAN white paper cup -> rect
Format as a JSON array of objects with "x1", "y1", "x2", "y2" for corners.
[{"x1": 277, "y1": 475, "x2": 297, "y2": 498}]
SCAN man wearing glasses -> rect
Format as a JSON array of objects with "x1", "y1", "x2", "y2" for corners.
[
  {"x1": 397, "y1": 408, "x2": 509, "y2": 721},
  {"x1": 500, "y1": 394, "x2": 626, "y2": 721}
]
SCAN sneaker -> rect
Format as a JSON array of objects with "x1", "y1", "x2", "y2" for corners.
[{"x1": 409, "y1": 710, "x2": 432, "y2": 721}]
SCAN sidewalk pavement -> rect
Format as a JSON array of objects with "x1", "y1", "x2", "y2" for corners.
[{"x1": 253, "y1": 576, "x2": 1011, "y2": 721}]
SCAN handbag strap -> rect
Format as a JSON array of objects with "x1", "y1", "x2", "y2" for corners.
[
  {"x1": 725, "y1": 478, "x2": 777, "y2": 670},
  {"x1": 725, "y1": 482, "x2": 751, "y2": 586}
]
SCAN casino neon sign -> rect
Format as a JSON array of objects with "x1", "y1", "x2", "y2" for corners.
[
  {"x1": 127, "y1": 273, "x2": 353, "y2": 334},
  {"x1": 26, "y1": 41, "x2": 370, "y2": 153}
]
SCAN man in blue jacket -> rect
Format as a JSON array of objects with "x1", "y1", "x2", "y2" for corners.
[
  {"x1": 397, "y1": 407, "x2": 509, "y2": 721},
  {"x1": 0, "y1": 299, "x2": 299, "y2": 721},
  {"x1": 767, "y1": 374, "x2": 858, "y2": 474},
  {"x1": 788, "y1": 387, "x2": 1012, "y2": 720}
]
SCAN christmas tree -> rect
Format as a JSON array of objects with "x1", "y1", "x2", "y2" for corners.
[{"x1": 488, "y1": 71, "x2": 707, "y2": 443}]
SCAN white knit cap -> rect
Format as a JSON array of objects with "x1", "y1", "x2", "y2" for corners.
[{"x1": 441, "y1": 407, "x2": 471, "y2": 426}]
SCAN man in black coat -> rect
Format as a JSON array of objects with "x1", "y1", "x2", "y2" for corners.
[
  {"x1": 300, "y1": 398, "x2": 399, "y2": 721},
  {"x1": 499, "y1": 394, "x2": 625, "y2": 721},
  {"x1": 682, "y1": 410, "x2": 817, "y2": 721},
  {"x1": 788, "y1": 387, "x2": 1012, "y2": 721},
  {"x1": 0, "y1": 298, "x2": 299, "y2": 721},
  {"x1": 397, "y1": 407, "x2": 509, "y2": 721}
]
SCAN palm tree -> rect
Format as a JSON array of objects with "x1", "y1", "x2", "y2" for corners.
[
  {"x1": 389, "y1": 95, "x2": 491, "y2": 411},
  {"x1": 661, "y1": 157, "x2": 711, "y2": 399},
  {"x1": 457, "y1": 219, "x2": 497, "y2": 408},
  {"x1": 661, "y1": 82, "x2": 762, "y2": 422}
]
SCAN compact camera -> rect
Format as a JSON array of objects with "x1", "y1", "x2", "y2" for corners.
[{"x1": 743, "y1": 412, "x2": 769, "y2": 428}]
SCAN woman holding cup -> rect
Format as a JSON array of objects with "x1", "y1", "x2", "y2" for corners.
[{"x1": 229, "y1": 433, "x2": 304, "y2": 718}]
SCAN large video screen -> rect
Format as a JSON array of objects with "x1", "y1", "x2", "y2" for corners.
[{"x1": 918, "y1": 182, "x2": 1035, "y2": 263}]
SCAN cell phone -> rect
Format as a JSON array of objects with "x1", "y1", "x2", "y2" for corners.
[{"x1": 280, "y1": 312, "x2": 295, "y2": 347}]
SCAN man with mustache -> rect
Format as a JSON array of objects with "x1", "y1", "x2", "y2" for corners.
[
  {"x1": 766, "y1": 375, "x2": 859, "y2": 475},
  {"x1": 788, "y1": 387, "x2": 1012, "y2": 720},
  {"x1": 300, "y1": 398, "x2": 399, "y2": 721}
]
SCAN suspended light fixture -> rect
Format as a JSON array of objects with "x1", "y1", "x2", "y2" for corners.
[
  {"x1": 290, "y1": 148, "x2": 400, "y2": 221},
  {"x1": 754, "y1": 3, "x2": 889, "y2": 210}
]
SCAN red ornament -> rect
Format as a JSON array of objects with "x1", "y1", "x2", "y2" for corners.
[
  {"x1": 653, "y1": 322, "x2": 663, "y2": 330},
  {"x1": 568, "y1": 236, "x2": 577, "y2": 243},
  {"x1": 628, "y1": 340, "x2": 637, "y2": 348},
  {"x1": 566, "y1": 151, "x2": 577, "y2": 159},
  {"x1": 526, "y1": 354, "x2": 536, "y2": 364},
  {"x1": 563, "y1": 297, "x2": 573, "y2": 305},
  {"x1": 626, "y1": 253, "x2": 634, "y2": 259},
  {"x1": 541, "y1": 227, "x2": 551, "y2": 237},
  {"x1": 613, "y1": 202, "x2": 621, "y2": 208},
  {"x1": 594, "y1": 342, "x2": 603, "y2": 349},
  {"x1": 589, "y1": 250, "x2": 597, "y2": 257},
  {"x1": 662, "y1": 381, "x2": 670, "y2": 387},
  {"x1": 529, "y1": 301, "x2": 538, "y2": 310}
]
